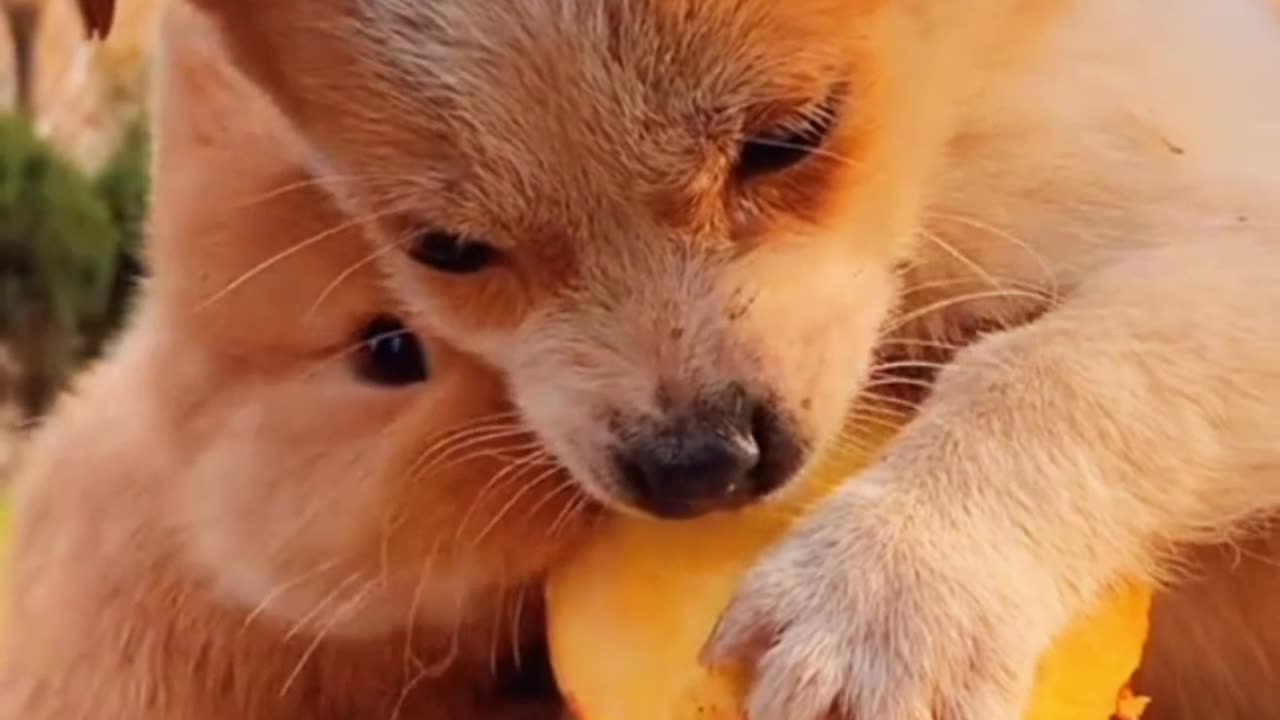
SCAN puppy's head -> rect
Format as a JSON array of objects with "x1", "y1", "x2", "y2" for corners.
[
  {"x1": 89, "y1": 0, "x2": 1017, "y2": 520},
  {"x1": 138, "y1": 8, "x2": 588, "y2": 641}
]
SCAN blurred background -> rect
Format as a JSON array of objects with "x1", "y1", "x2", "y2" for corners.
[{"x1": 0, "y1": 0, "x2": 160, "y2": 482}]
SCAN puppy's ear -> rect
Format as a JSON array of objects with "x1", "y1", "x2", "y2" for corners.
[{"x1": 76, "y1": 0, "x2": 116, "y2": 39}]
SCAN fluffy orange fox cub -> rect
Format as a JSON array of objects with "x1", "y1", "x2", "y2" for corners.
[
  {"x1": 0, "y1": 7, "x2": 588, "y2": 719},
  {"x1": 77, "y1": 0, "x2": 1280, "y2": 718}
]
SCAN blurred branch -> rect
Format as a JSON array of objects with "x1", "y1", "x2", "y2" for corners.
[{"x1": 4, "y1": 0, "x2": 40, "y2": 115}]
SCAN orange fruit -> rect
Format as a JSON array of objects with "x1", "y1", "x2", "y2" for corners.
[{"x1": 547, "y1": 410, "x2": 1151, "y2": 720}]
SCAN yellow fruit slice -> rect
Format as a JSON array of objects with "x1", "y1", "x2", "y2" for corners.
[{"x1": 547, "y1": 411, "x2": 1152, "y2": 720}]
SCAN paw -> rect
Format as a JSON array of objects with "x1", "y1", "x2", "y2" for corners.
[{"x1": 702, "y1": 475, "x2": 1060, "y2": 720}]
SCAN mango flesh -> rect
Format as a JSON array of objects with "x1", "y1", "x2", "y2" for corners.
[{"x1": 546, "y1": 414, "x2": 1152, "y2": 720}]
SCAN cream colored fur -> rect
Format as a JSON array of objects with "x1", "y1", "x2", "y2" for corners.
[
  {"x1": 708, "y1": 3, "x2": 1280, "y2": 719},
  {"x1": 69, "y1": 0, "x2": 1280, "y2": 718}
]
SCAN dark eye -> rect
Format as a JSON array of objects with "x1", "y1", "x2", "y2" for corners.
[
  {"x1": 407, "y1": 230, "x2": 498, "y2": 274},
  {"x1": 736, "y1": 101, "x2": 840, "y2": 180},
  {"x1": 354, "y1": 315, "x2": 428, "y2": 386}
]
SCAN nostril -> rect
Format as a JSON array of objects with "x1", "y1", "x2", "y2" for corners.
[
  {"x1": 723, "y1": 382, "x2": 756, "y2": 429},
  {"x1": 748, "y1": 401, "x2": 806, "y2": 497},
  {"x1": 724, "y1": 428, "x2": 761, "y2": 474},
  {"x1": 750, "y1": 403, "x2": 773, "y2": 467},
  {"x1": 614, "y1": 425, "x2": 764, "y2": 519}
]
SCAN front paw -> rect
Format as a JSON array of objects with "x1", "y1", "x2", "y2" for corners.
[{"x1": 702, "y1": 476, "x2": 1061, "y2": 720}]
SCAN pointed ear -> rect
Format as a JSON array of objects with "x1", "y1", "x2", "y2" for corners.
[{"x1": 76, "y1": 0, "x2": 116, "y2": 39}]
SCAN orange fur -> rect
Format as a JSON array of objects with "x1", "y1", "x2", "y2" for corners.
[
  {"x1": 0, "y1": 6, "x2": 586, "y2": 718},
  {"x1": 134, "y1": 0, "x2": 1064, "y2": 513},
  {"x1": 70, "y1": 0, "x2": 1280, "y2": 718}
]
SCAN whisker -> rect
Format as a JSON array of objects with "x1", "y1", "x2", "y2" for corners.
[
  {"x1": 521, "y1": 477, "x2": 579, "y2": 530},
  {"x1": 380, "y1": 444, "x2": 551, "y2": 577},
  {"x1": 280, "y1": 576, "x2": 379, "y2": 697},
  {"x1": 894, "y1": 273, "x2": 1053, "y2": 303},
  {"x1": 883, "y1": 289, "x2": 1051, "y2": 336},
  {"x1": 828, "y1": 434, "x2": 884, "y2": 458},
  {"x1": 489, "y1": 585, "x2": 508, "y2": 678},
  {"x1": 391, "y1": 586, "x2": 464, "y2": 719},
  {"x1": 281, "y1": 571, "x2": 363, "y2": 644},
  {"x1": 843, "y1": 412, "x2": 908, "y2": 435},
  {"x1": 861, "y1": 376, "x2": 938, "y2": 394},
  {"x1": 845, "y1": 403, "x2": 913, "y2": 426},
  {"x1": 229, "y1": 172, "x2": 429, "y2": 213},
  {"x1": 396, "y1": 415, "x2": 524, "y2": 479},
  {"x1": 380, "y1": 508, "x2": 413, "y2": 585},
  {"x1": 411, "y1": 432, "x2": 545, "y2": 491},
  {"x1": 743, "y1": 137, "x2": 867, "y2": 172},
  {"x1": 419, "y1": 438, "x2": 550, "y2": 477},
  {"x1": 550, "y1": 495, "x2": 591, "y2": 538},
  {"x1": 868, "y1": 359, "x2": 951, "y2": 375},
  {"x1": 196, "y1": 204, "x2": 407, "y2": 312},
  {"x1": 912, "y1": 228, "x2": 1041, "y2": 300},
  {"x1": 923, "y1": 211, "x2": 1059, "y2": 290},
  {"x1": 237, "y1": 559, "x2": 342, "y2": 639},
  {"x1": 509, "y1": 584, "x2": 529, "y2": 671},
  {"x1": 471, "y1": 464, "x2": 565, "y2": 548},
  {"x1": 855, "y1": 389, "x2": 925, "y2": 414},
  {"x1": 304, "y1": 243, "x2": 398, "y2": 321},
  {"x1": 406, "y1": 417, "x2": 528, "y2": 478},
  {"x1": 401, "y1": 538, "x2": 445, "y2": 676},
  {"x1": 874, "y1": 337, "x2": 967, "y2": 354},
  {"x1": 452, "y1": 449, "x2": 551, "y2": 546}
]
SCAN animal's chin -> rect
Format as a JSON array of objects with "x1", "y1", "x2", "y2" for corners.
[
  {"x1": 579, "y1": 467, "x2": 812, "y2": 522},
  {"x1": 553, "y1": 463, "x2": 675, "y2": 521},
  {"x1": 571, "y1": 475, "x2": 657, "y2": 521}
]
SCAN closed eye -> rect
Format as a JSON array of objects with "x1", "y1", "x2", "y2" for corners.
[
  {"x1": 735, "y1": 92, "x2": 843, "y2": 180},
  {"x1": 406, "y1": 229, "x2": 500, "y2": 275}
]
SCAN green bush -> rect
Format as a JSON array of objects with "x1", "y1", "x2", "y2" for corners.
[
  {"x1": 0, "y1": 113, "x2": 149, "y2": 417},
  {"x1": 85, "y1": 116, "x2": 150, "y2": 357}
]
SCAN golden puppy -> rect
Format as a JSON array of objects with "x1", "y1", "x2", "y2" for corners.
[
  {"x1": 0, "y1": 7, "x2": 587, "y2": 718},
  {"x1": 74, "y1": 0, "x2": 1280, "y2": 718}
]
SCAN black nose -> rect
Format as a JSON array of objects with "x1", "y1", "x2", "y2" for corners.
[{"x1": 613, "y1": 392, "x2": 805, "y2": 519}]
